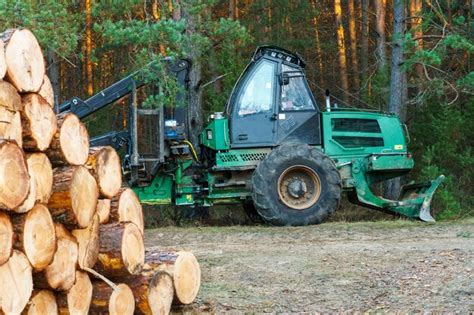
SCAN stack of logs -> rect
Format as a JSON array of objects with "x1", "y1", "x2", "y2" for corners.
[{"x1": 0, "y1": 28, "x2": 200, "y2": 315}]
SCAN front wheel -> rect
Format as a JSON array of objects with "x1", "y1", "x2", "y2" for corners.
[{"x1": 251, "y1": 144, "x2": 342, "y2": 226}]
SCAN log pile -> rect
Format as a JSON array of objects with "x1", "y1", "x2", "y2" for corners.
[{"x1": 0, "y1": 28, "x2": 200, "y2": 315}]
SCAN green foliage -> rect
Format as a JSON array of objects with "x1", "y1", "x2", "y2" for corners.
[{"x1": 0, "y1": 0, "x2": 80, "y2": 58}]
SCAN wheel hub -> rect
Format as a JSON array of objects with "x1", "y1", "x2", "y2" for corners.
[{"x1": 277, "y1": 165, "x2": 321, "y2": 210}]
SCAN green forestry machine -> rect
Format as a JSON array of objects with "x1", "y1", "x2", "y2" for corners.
[{"x1": 60, "y1": 46, "x2": 444, "y2": 226}]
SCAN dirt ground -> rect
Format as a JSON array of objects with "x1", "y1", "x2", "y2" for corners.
[{"x1": 145, "y1": 219, "x2": 474, "y2": 313}]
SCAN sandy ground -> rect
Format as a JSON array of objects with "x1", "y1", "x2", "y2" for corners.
[{"x1": 145, "y1": 220, "x2": 474, "y2": 313}]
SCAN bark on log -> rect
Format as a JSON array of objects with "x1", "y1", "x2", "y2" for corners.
[
  {"x1": 110, "y1": 188, "x2": 144, "y2": 234},
  {"x1": 0, "y1": 80, "x2": 21, "y2": 111},
  {"x1": 94, "y1": 222, "x2": 144, "y2": 278},
  {"x1": 0, "y1": 140, "x2": 29, "y2": 210},
  {"x1": 56, "y1": 271, "x2": 92, "y2": 315},
  {"x1": 1, "y1": 29, "x2": 45, "y2": 93},
  {"x1": 123, "y1": 270, "x2": 174, "y2": 315},
  {"x1": 34, "y1": 224, "x2": 78, "y2": 291},
  {"x1": 72, "y1": 214, "x2": 99, "y2": 270},
  {"x1": 46, "y1": 113, "x2": 89, "y2": 166},
  {"x1": 26, "y1": 153, "x2": 53, "y2": 204},
  {"x1": 48, "y1": 166, "x2": 98, "y2": 228},
  {"x1": 23, "y1": 290, "x2": 58, "y2": 315},
  {"x1": 0, "y1": 40, "x2": 6, "y2": 79},
  {"x1": 0, "y1": 211, "x2": 13, "y2": 265},
  {"x1": 21, "y1": 94, "x2": 57, "y2": 151},
  {"x1": 0, "y1": 250, "x2": 33, "y2": 314},
  {"x1": 86, "y1": 146, "x2": 122, "y2": 198},
  {"x1": 145, "y1": 251, "x2": 201, "y2": 305},
  {"x1": 97, "y1": 199, "x2": 111, "y2": 224},
  {"x1": 38, "y1": 75, "x2": 54, "y2": 108},
  {"x1": 90, "y1": 282, "x2": 135, "y2": 315},
  {"x1": 11, "y1": 204, "x2": 56, "y2": 271}
]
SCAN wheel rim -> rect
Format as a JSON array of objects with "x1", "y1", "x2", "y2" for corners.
[{"x1": 277, "y1": 165, "x2": 321, "y2": 210}]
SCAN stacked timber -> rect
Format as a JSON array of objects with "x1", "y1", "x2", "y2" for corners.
[{"x1": 0, "y1": 28, "x2": 200, "y2": 315}]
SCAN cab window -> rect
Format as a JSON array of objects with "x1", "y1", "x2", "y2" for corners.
[
  {"x1": 280, "y1": 64, "x2": 315, "y2": 111},
  {"x1": 237, "y1": 60, "x2": 276, "y2": 116}
]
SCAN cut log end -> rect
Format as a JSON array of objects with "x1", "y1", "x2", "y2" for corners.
[
  {"x1": 97, "y1": 199, "x2": 111, "y2": 224},
  {"x1": 73, "y1": 214, "x2": 99, "y2": 270},
  {"x1": 0, "y1": 80, "x2": 21, "y2": 111},
  {"x1": 21, "y1": 93, "x2": 57, "y2": 151},
  {"x1": 0, "y1": 140, "x2": 29, "y2": 210},
  {"x1": 0, "y1": 250, "x2": 33, "y2": 314},
  {"x1": 58, "y1": 271, "x2": 92, "y2": 315},
  {"x1": 0, "y1": 40, "x2": 6, "y2": 79},
  {"x1": 87, "y1": 146, "x2": 122, "y2": 198},
  {"x1": 70, "y1": 166, "x2": 98, "y2": 227},
  {"x1": 27, "y1": 153, "x2": 53, "y2": 203},
  {"x1": 109, "y1": 284, "x2": 135, "y2": 315},
  {"x1": 0, "y1": 211, "x2": 13, "y2": 265},
  {"x1": 25, "y1": 290, "x2": 58, "y2": 315},
  {"x1": 38, "y1": 75, "x2": 54, "y2": 108},
  {"x1": 41, "y1": 224, "x2": 78, "y2": 291},
  {"x1": 0, "y1": 106, "x2": 22, "y2": 147},
  {"x1": 53, "y1": 113, "x2": 89, "y2": 165},
  {"x1": 148, "y1": 271, "x2": 174, "y2": 315},
  {"x1": 122, "y1": 222, "x2": 145, "y2": 275},
  {"x1": 3, "y1": 29, "x2": 45, "y2": 93},
  {"x1": 172, "y1": 251, "x2": 201, "y2": 305},
  {"x1": 23, "y1": 204, "x2": 57, "y2": 270},
  {"x1": 111, "y1": 188, "x2": 144, "y2": 234}
]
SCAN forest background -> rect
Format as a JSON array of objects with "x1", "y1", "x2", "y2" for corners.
[{"x1": 0, "y1": 0, "x2": 472, "y2": 222}]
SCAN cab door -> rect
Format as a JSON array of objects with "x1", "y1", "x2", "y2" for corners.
[{"x1": 230, "y1": 59, "x2": 278, "y2": 147}]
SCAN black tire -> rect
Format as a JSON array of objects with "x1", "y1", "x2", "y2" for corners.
[
  {"x1": 251, "y1": 144, "x2": 341, "y2": 226},
  {"x1": 242, "y1": 202, "x2": 264, "y2": 223}
]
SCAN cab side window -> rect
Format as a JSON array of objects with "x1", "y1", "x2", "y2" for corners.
[
  {"x1": 280, "y1": 64, "x2": 315, "y2": 111},
  {"x1": 237, "y1": 60, "x2": 276, "y2": 116}
]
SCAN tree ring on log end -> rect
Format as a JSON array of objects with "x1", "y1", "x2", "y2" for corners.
[
  {"x1": 26, "y1": 290, "x2": 58, "y2": 315},
  {"x1": 109, "y1": 283, "x2": 135, "y2": 315},
  {"x1": 122, "y1": 222, "x2": 145, "y2": 275},
  {"x1": 60, "y1": 114, "x2": 89, "y2": 165},
  {"x1": 24, "y1": 204, "x2": 56, "y2": 270},
  {"x1": 117, "y1": 188, "x2": 144, "y2": 234},
  {"x1": 174, "y1": 251, "x2": 201, "y2": 304},
  {"x1": 67, "y1": 271, "x2": 92, "y2": 315},
  {"x1": 0, "y1": 141, "x2": 29, "y2": 209},
  {"x1": 148, "y1": 271, "x2": 174, "y2": 315},
  {"x1": 0, "y1": 211, "x2": 13, "y2": 265},
  {"x1": 70, "y1": 166, "x2": 98, "y2": 228}
]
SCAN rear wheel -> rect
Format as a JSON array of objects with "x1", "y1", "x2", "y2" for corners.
[{"x1": 251, "y1": 144, "x2": 341, "y2": 226}]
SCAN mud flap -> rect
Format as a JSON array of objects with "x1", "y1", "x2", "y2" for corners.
[{"x1": 399, "y1": 175, "x2": 445, "y2": 222}]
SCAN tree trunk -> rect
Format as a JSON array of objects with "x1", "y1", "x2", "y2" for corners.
[
  {"x1": 0, "y1": 39, "x2": 6, "y2": 79},
  {"x1": 0, "y1": 250, "x2": 33, "y2": 314},
  {"x1": 0, "y1": 106, "x2": 22, "y2": 148},
  {"x1": 48, "y1": 166, "x2": 98, "y2": 228},
  {"x1": 85, "y1": 146, "x2": 122, "y2": 198},
  {"x1": 97, "y1": 199, "x2": 111, "y2": 224},
  {"x1": 56, "y1": 271, "x2": 92, "y2": 315},
  {"x1": 361, "y1": 0, "x2": 370, "y2": 85},
  {"x1": 385, "y1": 0, "x2": 406, "y2": 200},
  {"x1": 11, "y1": 204, "x2": 57, "y2": 271},
  {"x1": 46, "y1": 113, "x2": 89, "y2": 166},
  {"x1": 145, "y1": 251, "x2": 201, "y2": 305},
  {"x1": 348, "y1": 0, "x2": 360, "y2": 90},
  {"x1": 310, "y1": 0, "x2": 325, "y2": 87},
  {"x1": 0, "y1": 29, "x2": 45, "y2": 93},
  {"x1": 122, "y1": 270, "x2": 174, "y2": 315},
  {"x1": 85, "y1": 0, "x2": 94, "y2": 96},
  {"x1": 46, "y1": 50, "x2": 60, "y2": 109},
  {"x1": 0, "y1": 211, "x2": 13, "y2": 265},
  {"x1": 34, "y1": 224, "x2": 78, "y2": 291},
  {"x1": 72, "y1": 214, "x2": 100, "y2": 270},
  {"x1": 26, "y1": 153, "x2": 53, "y2": 204},
  {"x1": 90, "y1": 282, "x2": 135, "y2": 315},
  {"x1": 0, "y1": 140, "x2": 30, "y2": 210},
  {"x1": 20, "y1": 94, "x2": 57, "y2": 151},
  {"x1": 373, "y1": 0, "x2": 387, "y2": 70},
  {"x1": 38, "y1": 75, "x2": 54, "y2": 108},
  {"x1": 0, "y1": 80, "x2": 21, "y2": 111},
  {"x1": 334, "y1": 0, "x2": 350, "y2": 103},
  {"x1": 109, "y1": 188, "x2": 144, "y2": 234},
  {"x1": 94, "y1": 222, "x2": 144, "y2": 278},
  {"x1": 409, "y1": 0, "x2": 424, "y2": 81},
  {"x1": 23, "y1": 290, "x2": 58, "y2": 315}
]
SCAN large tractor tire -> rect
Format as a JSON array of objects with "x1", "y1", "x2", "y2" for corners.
[{"x1": 251, "y1": 144, "x2": 341, "y2": 226}]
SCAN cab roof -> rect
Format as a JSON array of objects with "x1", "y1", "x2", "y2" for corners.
[{"x1": 251, "y1": 46, "x2": 306, "y2": 68}]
